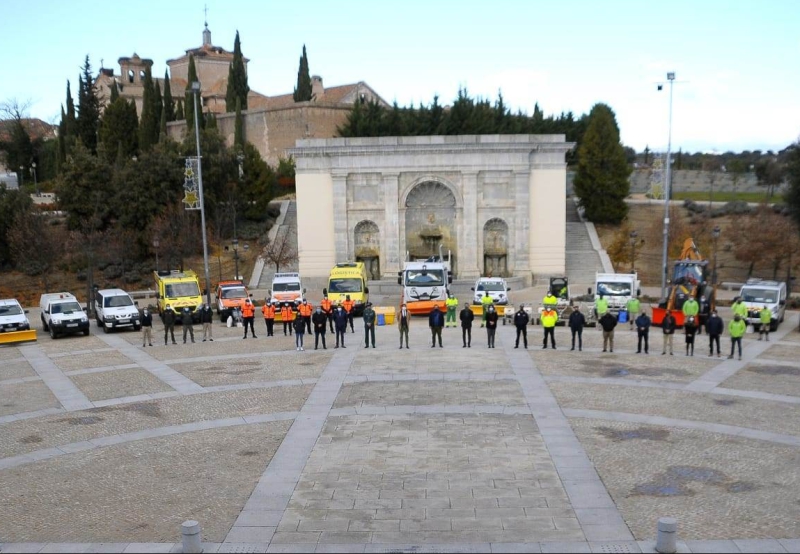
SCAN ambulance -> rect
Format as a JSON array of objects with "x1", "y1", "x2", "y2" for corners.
[
  {"x1": 153, "y1": 270, "x2": 204, "y2": 323},
  {"x1": 324, "y1": 262, "x2": 370, "y2": 316}
]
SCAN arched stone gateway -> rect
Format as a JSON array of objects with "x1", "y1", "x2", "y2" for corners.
[
  {"x1": 354, "y1": 220, "x2": 381, "y2": 280},
  {"x1": 404, "y1": 181, "x2": 457, "y2": 274},
  {"x1": 483, "y1": 218, "x2": 509, "y2": 277}
]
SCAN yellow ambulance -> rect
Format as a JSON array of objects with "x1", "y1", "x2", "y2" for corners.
[
  {"x1": 154, "y1": 270, "x2": 204, "y2": 322},
  {"x1": 324, "y1": 262, "x2": 370, "y2": 315}
]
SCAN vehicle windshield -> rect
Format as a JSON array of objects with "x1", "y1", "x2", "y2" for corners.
[
  {"x1": 52, "y1": 301, "x2": 83, "y2": 314},
  {"x1": 741, "y1": 288, "x2": 777, "y2": 304},
  {"x1": 405, "y1": 269, "x2": 444, "y2": 287},
  {"x1": 477, "y1": 282, "x2": 506, "y2": 292},
  {"x1": 597, "y1": 282, "x2": 632, "y2": 297},
  {"x1": 105, "y1": 295, "x2": 133, "y2": 308},
  {"x1": 673, "y1": 262, "x2": 704, "y2": 285},
  {"x1": 273, "y1": 282, "x2": 301, "y2": 292},
  {"x1": 165, "y1": 282, "x2": 200, "y2": 298},
  {"x1": 328, "y1": 278, "x2": 363, "y2": 293},
  {"x1": 0, "y1": 305, "x2": 23, "y2": 316},
  {"x1": 221, "y1": 287, "x2": 247, "y2": 299}
]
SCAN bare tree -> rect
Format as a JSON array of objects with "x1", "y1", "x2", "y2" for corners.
[
  {"x1": 259, "y1": 226, "x2": 297, "y2": 273},
  {"x1": 7, "y1": 212, "x2": 66, "y2": 292}
]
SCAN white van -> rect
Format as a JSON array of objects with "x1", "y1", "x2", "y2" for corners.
[
  {"x1": 739, "y1": 279, "x2": 787, "y2": 332},
  {"x1": 472, "y1": 277, "x2": 511, "y2": 305},
  {"x1": 0, "y1": 299, "x2": 31, "y2": 332},
  {"x1": 94, "y1": 288, "x2": 141, "y2": 333}
]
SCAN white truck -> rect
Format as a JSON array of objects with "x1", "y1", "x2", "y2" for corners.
[
  {"x1": 398, "y1": 254, "x2": 453, "y2": 316},
  {"x1": 94, "y1": 288, "x2": 141, "y2": 333},
  {"x1": 40, "y1": 292, "x2": 90, "y2": 339},
  {"x1": 591, "y1": 272, "x2": 641, "y2": 318},
  {"x1": 739, "y1": 278, "x2": 787, "y2": 332},
  {"x1": 269, "y1": 272, "x2": 305, "y2": 308}
]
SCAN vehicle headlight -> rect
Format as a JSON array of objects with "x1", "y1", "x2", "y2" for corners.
[{"x1": 104, "y1": 316, "x2": 114, "y2": 321}]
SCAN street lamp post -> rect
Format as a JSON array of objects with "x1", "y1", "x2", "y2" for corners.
[
  {"x1": 660, "y1": 71, "x2": 676, "y2": 299},
  {"x1": 712, "y1": 226, "x2": 721, "y2": 285},
  {"x1": 192, "y1": 81, "x2": 213, "y2": 307},
  {"x1": 153, "y1": 238, "x2": 160, "y2": 273},
  {"x1": 31, "y1": 162, "x2": 38, "y2": 196},
  {"x1": 630, "y1": 230, "x2": 639, "y2": 273}
]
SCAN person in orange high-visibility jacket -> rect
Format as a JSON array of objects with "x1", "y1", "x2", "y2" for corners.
[
  {"x1": 320, "y1": 294, "x2": 334, "y2": 333},
  {"x1": 342, "y1": 295, "x2": 355, "y2": 333},
  {"x1": 242, "y1": 297, "x2": 257, "y2": 339},
  {"x1": 299, "y1": 299, "x2": 313, "y2": 334},
  {"x1": 262, "y1": 300, "x2": 276, "y2": 337},
  {"x1": 280, "y1": 303, "x2": 295, "y2": 336}
]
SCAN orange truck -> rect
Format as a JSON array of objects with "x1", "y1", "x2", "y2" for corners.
[{"x1": 215, "y1": 280, "x2": 250, "y2": 322}]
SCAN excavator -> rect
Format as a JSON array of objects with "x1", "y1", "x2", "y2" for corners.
[{"x1": 652, "y1": 238, "x2": 716, "y2": 329}]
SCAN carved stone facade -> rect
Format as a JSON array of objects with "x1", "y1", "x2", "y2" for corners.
[{"x1": 289, "y1": 135, "x2": 574, "y2": 284}]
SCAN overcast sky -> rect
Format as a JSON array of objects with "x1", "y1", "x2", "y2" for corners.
[{"x1": 3, "y1": 0, "x2": 798, "y2": 153}]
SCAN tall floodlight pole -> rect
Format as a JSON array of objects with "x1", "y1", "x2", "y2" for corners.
[
  {"x1": 660, "y1": 71, "x2": 676, "y2": 299},
  {"x1": 192, "y1": 81, "x2": 213, "y2": 308}
]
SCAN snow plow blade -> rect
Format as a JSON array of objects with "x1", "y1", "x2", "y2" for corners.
[{"x1": 0, "y1": 329, "x2": 37, "y2": 345}]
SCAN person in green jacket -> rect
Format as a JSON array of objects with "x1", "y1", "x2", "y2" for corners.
[
  {"x1": 363, "y1": 302, "x2": 376, "y2": 349},
  {"x1": 445, "y1": 293, "x2": 459, "y2": 328},
  {"x1": 727, "y1": 314, "x2": 746, "y2": 360},
  {"x1": 682, "y1": 297, "x2": 699, "y2": 319},
  {"x1": 731, "y1": 297, "x2": 748, "y2": 319},
  {"x1": 626, "y1": 295, "x2": 641, "y2": 330},
  {"x1": 595, "y1": 294, "x2": 609, "y2": 319},
  {"x1": 480, "y1": 291, "x2": 494, "y2": 328},
  {"x1": 758, "y1": 306, "x2": 772, "y2": 341}
]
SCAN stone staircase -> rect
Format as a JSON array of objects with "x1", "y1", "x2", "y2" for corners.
[
  {"x1": 565, "y1": 198, "x2": 605, "y2": 286},
  {"x1": 256, "y1": 201, "x2": 299, "y2": 290}
]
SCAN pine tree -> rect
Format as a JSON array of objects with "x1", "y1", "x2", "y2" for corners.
[
  {"x1": 234, "y1": 97, "x2": 244, "y2": 149},
  {"x1": 292, "y1": 45, "x2": 313, "y2": 102},
  {"x1": 139, "y1": 67, "x2": 158, "y2": 152},
  {"x1": 162, "y1": 70, "x2": 175, "y2": 122},
  {"x1": 76, "y1": 55, "x2": 101, "y2": 153},
  {"x1": 225, "y1": 31, "x2": 250, "y2": 112},
  {"x1": 176, "y1": 99, "x2": 184, "y2": 121},
  {"x1": 573, "y1": 103, "x2": 632, "y2": 224}
]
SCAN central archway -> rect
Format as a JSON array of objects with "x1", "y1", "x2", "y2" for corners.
[{"x1": 404, "y1": 181, "x2": 457, "y2": 272}]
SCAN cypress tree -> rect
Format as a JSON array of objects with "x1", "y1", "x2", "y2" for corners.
[
  {"x1": 76, "y1": 55, "x2": 101, "y2": 153},
  {"x1": 100, "y1": 97, "x2": 138, "y2": 162},
  {"x1": 185, "y1": 55, "x2": 198, "y2": 130},
  {"x1": 573, "y1": 103, "x2": 632, "y2": 224},
  {"x1": 154, "y1": 80, "x2": 163, "y2": 130},
  {"x1": 292, "y1": 45, "x2": 313, "y2": 102},
  {"x1": 162, "y1": 70, "x2": 175, "y2": 122},
  {"x1": 234, "y1": 97, "x2": 244, "y2": 148},
  {"x1": 109, "y1": 81, "x2": 120, "y2": 102},
  {"x1": 138, "y1": 67, "x2": 158, "y2": 152},
  {"x1": 176, "y1": 99, "x2": 184, "y2": 121},
  {"x1": 159, "y1": 104, "x2": 167, "y2": 141},
  {"x1": 65, "y1": 81, "x2": 77, "y2": 139},
  {"x1": 226, "y1": 31, "x2": 250, "y2": 112}
]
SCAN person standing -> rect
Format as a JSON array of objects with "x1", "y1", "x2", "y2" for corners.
[
  {"x1": 635, "y1": 310, "x2": 651, "y2": 354},
  {"x1": 429, "y1": 304, "x2": 445, "y2": 348},
  {"x1": 460, "y1": 302, "x2": 474, "y2": 348},
  {"x1": 485, "y1": 305, "x2": 499, "y2": 348},
  {"x1": 363, "y1": 302, "x2": 377, "y2": 348},
  {"x1": 141, "y1": 306, "x2": 153, "y2": 347},
  {"x1": 595, "y1": 294, "x2": 609, "y2": 319},
  {"x1": 334, "y1": 305, "x2": 348, "y2": 348},
  {"x1": 293, "y1": 309, "x2": 306, "y2": 351},
  {"x1": 731, "y1": 297, "x2": 748, "y2": 320},
  {"x1": 568, "y1": 306, "x2": 586, "y2": 351},
  {"x1": 262, "y1": 300, "x2": 276, "y2": 337},
  {"x1": 299, "y1": 299, "x2": 313, "y2": 334},
  {"x1": 163, "y1": 305, "x2": 177, "y2": 345},
  {"x1": 445, "y1": 293, "x2": 459, "y2": 328},
  {"x1": 398, "y1": 303, "x2": 410, "y2": 349},
  {"x1": 321, "y1": 293, "x2": 334, "y2": 333},
  {"x1": 480, "y1": 291, "x2": 493, "y2": 328},
  {"x1": 200, "y1": 303, "x2": 214, "y2": 342},
  {"x1": 342, "y1": 295, "x2": 355, "y2": 333},
  {"x1": 626, "y1": 295, "x2": 641, "y2": 330},
  {"x1": 706, "y1": 310, "x2": 723, "y2": 357},
  {"x1": 312, "y1": 306, "x2": 327, "y2": 350},
  {"x1": 514, "y1": 305, "x2": 529, "y2": 349},
  {"x1": 684, "y1": 316, "x2": 698, "y2": 356},
  {"x1": 661, "y1": 312, "x2": 676, "y2": 355},
  {"x1": 242, "y1": 298, "x2": 257, "y2": 339},
  {"x1": 181, "y1": 306, "x2": 195, "y2": 344},
  {"x1": 541, "y1": 306, "x2": 558, "y2": 349},
  {"x1": 728, "y1": 314, "x2": 746, "y2": 360},
  {"x1": 682, "y1": 296, "x2": 700, "y2": 334},
  {"x1": 599, "y1": 311, "x2": 616, "y2": 352},
  {"x1": 281, "y1": 303, "x2": 294, "y2": 336},
  {"x1": 543, "y1": 291, "x2": 558, "y2": 311},
  {"x1": 758, "y1": 306, "x2": 772, "y2": 341}
]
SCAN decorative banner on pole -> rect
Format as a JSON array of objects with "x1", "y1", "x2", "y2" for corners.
[{"x1": 183, "y1": 157, "x2": 200, "y2": 210}]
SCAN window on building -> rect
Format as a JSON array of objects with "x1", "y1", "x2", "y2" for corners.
[{"x1": 128, "y1": 70, "x2": 134, "y2": 84}]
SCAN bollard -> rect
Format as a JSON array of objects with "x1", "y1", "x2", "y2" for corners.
[
  {"x1": 655, "y1": 516, "x2": 677, "y2": 554},
  {"x1": 181, "y1": 520, "x2": 202, "y2": 553}
]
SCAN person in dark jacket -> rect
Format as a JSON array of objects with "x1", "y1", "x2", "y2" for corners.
[
  {"x1": 141, "y1": 307, "x2": 153, "y2": 347},
  {"x1": 485, "y1": 305, "x2": 499, "y2": 348},
  {"x1": 163, "y1": 305, "x2": 177, "y2": 345},
  {"x1": 398, "y1": 303, "x2": 410, "y2": 349},
  {"x1": 635, "y1": 310, "x2": 651, "y2": 354},
  {"x1": 460, "y1": 303, "x2": 474, "y2": 348},
  {"x1": 293, "y1": 310, "x2": 306, "y2": 351},
  {"x1": 312, "y1": 306, "x2": 327, "y2": 350},
  {"x1": 200, "y1": 303, "x2": 214, "y2": 342},
  {"x1": 333, "y1": 305, "x2": 348, "y2": 348},
  {"x1": 429, "y1": 304, "x2": 445, "y2": 348},
  {"x1": 661, "y1": 313, "x2": 676, "y2": 355},
  {"x1": 599, "y1": 312, "x2": 617, "y2": 352},
  {"x1": 706, "y1": 310, "x2": 723, "y2": 357},
  {"x1": 363, "y1": 302, "x2": 377, "y2": 348},
  {"x1": 684, "y1": 316, "x2": 698, "y2": 356},
  {"x1": 568, "y1": 306, "x2": 586, "y2": 351},
  {"x1": 181, "y1": 306, "x2": 195, "y2": 344},
  {"x1": 514, "y1": 305, "x2": 530, "y2": 349}
]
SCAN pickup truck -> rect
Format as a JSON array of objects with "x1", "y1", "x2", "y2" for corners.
[{"x1": 40, "y1": 292, "x2": 90, "y2": 339}]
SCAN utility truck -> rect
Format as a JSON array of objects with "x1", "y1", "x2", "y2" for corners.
[
  {"x1": 398, "y1": 249, "x2": 453, "y2": 316},
  {"x1": 40, "y1": 292, "x2": 90, "y2": 339},
  {"x1": 216, "y1": 280, "x2": 250, "y2": 322},
  {"x1": 591, "y1": 272, "x2": 640, "y2": 319},
  {"x1": 739, "y1": 278, "x2": 787, "y2": 332}
]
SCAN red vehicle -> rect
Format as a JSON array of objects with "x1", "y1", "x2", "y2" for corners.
[
  {"x1": 215, "y1": 280, "x2": 250, "y2": 322},
  {"x1": 652, "y1": 238, "x2": 716, "y2": 328}
]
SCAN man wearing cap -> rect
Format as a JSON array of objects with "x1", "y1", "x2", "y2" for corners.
[
  {"x1": 429, "y1": 303, "x2": 445, "y2": 348},
  {"x1": 363, "y1": 302, "x2": 377, "y2": 348},
  {"x1": 460, "y1": 302, "x2": 474, "y2": 348},
  {"x1": 163, "y1": 304, "x2": 177, "y2": 345},
  {"x1": 445, "y1": 293, "x2": 459, "y2": 328}
]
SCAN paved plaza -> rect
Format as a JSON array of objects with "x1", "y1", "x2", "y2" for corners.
[{"x1": 1, "y1": 307, "x2": 800, "y2": 553}]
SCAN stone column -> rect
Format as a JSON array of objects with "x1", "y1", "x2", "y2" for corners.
[
  {"x1": 513, "y1": 170, "x2": 532, "y2": 282},
  {"x1": 529, "y1": 148, "x2": 569, "y2": 277},
  {"x1": 331, "y1": 172, "x2": 349, "y2": 262},
  {"x1": 460, "y1": 172, "x2": 481, "y2": 280},
  {"x1": 382, "y1": 172, "x2": 401, "y2": 277}
]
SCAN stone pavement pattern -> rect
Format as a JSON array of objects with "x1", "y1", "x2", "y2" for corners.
[{"x1": 0, "y1": 306, "x2": 800, "y2": 553}]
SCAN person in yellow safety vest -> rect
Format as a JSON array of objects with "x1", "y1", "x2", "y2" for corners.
[
  {"x1": 480, "y1": 291, "x2": 494, "y2": 328},
  {"x1": 543, "y1": 292, "x2": 558, "y2": 310},
  {"x1": 541, "y1": 307, "x2": 558, "y2": 349},
  {"x1": 731, "y1": 297, "x2": 748, "y2": 319},
  {"x1": 682, "y1": 297, "x2": 699, "y2": 320},
  {"x1": 727, "y1": 314, "x2": 746, "y2": 360},
  {"x1": 626, "y1": 295, "x2": 641, "y2": 330},
  {"x1": 445, "y1": 293, "x2": 459, "y2": 328},
  {"x1": 595, "y1": 294, "x2": 608, "y2": 319},
  {"x1": 758, "y1": 306, "x2": 772, "y2": 341}
]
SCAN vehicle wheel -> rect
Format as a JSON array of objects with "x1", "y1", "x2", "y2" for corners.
[
  {"x1": 103, "y1": 321, "x2": 110, "y2": 333},
  {"x1": 770, "y1": 322, "x2": 778, "y2": 332},
  {"x1": 83, "y1": 328, "x2": 90, "y2": 336},
  {"x1": 133, "y1": 324, "x2": 141, "y2": 331},
  {"x1": 96, "y1": 317, "x2": 102, "y2": 327},
  {"x1": 49, "y1": 326, "x2": 57, "y2": 339}
]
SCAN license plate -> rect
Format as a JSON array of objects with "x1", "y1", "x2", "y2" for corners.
[
  {"x1": 118, "y1": 319, "x2": 129, "y2": 323},
  {"x1": 67, "y1": 323, "x2": 78, "y2": 328}
]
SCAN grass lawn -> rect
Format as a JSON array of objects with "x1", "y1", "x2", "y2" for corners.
[{"x1": 671, "y1": 190, "x2": 781, "y2": 203}]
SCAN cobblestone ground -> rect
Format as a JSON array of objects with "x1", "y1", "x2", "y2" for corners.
[
  {"x1": 721, "y1": 362, "x2": 800, "y2": 397},
  {"x1": 0, "y1": 381, "x2": 60, "y2": 416},
  {"x1": 333, "y1": 381, "x2": 526, "y2": 408},
  {"x1": 0, "y1": 345, "x2": 22, "y2": 361},
  {"x1": 51, "y1": 351, "x2": 134, "y2": 372},
  {"x1": 71, "y1": 368, "x2": 175, "y2": 401},
  {"x1": 349, "y1": 347, "x2": 512, "y2": 375},
  {"x1": 171, "y1": 352, "x2": 331, "y2": 387},
  {"x1": 1, "y1": 359, "x2": 36, "y2": 380}
]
